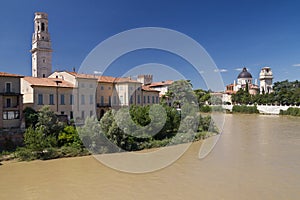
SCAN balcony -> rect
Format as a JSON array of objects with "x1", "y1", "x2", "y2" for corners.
[
  {"x1": 0, "y1": 89, "x2": 21, "y2": 96},
  {"x1": 3, "y1": 104, "x2": 21, "y2": 111},
  {"x1": 97, "y1": 103, "x2": 111, "y2": 107}
]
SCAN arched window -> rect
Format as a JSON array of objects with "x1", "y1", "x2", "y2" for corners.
[{"x1": 41, "y1": 23, "x2": 45, "y2": 31}]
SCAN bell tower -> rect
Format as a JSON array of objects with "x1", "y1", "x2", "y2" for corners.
[
  {"x1": 31, "y1": 12, "x2": 52, "y2": 78},
  {"x1": 259, "y1": 66, "x2": 273, "y2": 94}
]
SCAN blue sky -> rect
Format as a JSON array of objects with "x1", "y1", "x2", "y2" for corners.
[{"x1": 0, "y1": 0, "x2": 299, "y2": 89}]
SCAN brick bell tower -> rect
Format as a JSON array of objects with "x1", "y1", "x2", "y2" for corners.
[{"x1": 31, "y1": 12, "x2": 53, "y2": 78}]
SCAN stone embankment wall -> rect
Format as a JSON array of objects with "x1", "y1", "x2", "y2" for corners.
[{"x1": 222, "y1": 105, "x2": 300, "y2": 115}]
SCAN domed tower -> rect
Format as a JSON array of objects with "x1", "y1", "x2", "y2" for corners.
[
  {"x1": 259, "y1": 67, "x2": 273, "y2": 94},
  {"x1": 237, "y1": 67, "x2": 252, "y2": 85},
  {"x1": 30, "y1": 12, "x2": 52, "y2": 78}
]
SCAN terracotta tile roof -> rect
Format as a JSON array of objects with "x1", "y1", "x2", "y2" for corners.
[
  {"x1": 250, "y1": 84, "x2": 259, "y2": 89},
  {"x1": 225, "y1": 90, "x2": 236, "y2": 95},
  {"x1": 0, "y1": 72, "x2": 24, "y2": 78},
  {"x1": 98, "y1": 76, "x2": 116, "y2": 83},
  {"x1": 66, "y1": 72, "x2": 98, "y2": 79},
  {"x1": 98, "y1": 75, "x2": 141, "y2": 83},
  {"x1": 114, "y1": 77, "x2": 141, "y2": 83},
  {"x1": 148, "y1": 80, "x2": 173, "y2": 87},
  {"x1": 226, "y1": 83, "x2": 235, "y2": 87},
  {"x1": 142, "y1": 85, "x2": 160, "y2": 92},
  {"x1": 23, "y1": 77, "x2": 74, "y2": 88}
]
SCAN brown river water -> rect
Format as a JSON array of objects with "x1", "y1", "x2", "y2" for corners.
[{"x1": 0, "y1": 114, "x2": 300, "y2": 200}]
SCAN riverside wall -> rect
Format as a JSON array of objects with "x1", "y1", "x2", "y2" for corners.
[{"x1": 221, "y1": 105, "x2": 300, "y2": 115}]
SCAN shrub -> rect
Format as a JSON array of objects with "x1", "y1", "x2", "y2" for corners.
[
  {"x1": 58, "y1": 125, "x2": 82, "y2": 147},
  {"x1": 15, "y1": 147, "x2": 37, "y2": 161},
  {"x1": 280, "y1": 107, "x2": 300, "y2": 116},
  {"x1": 200, "y1": 105, "x2": 211, "y2": 113},
  {"x1": 232, "y1": 105, "x2": 259, "y2": 114}
]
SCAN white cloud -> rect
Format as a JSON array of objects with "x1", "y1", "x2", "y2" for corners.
[
  {"x1": 235, "y1": 68, "x2": 243, "y2": 71},
  {"x1": 214, "y1": 69, "x2": 228, "y2": 73},
  {"x1": 292, "y1": 64, "x2": 300, "y2": 67},
  {"x1": 93, "y1": 71, "x2": 102, "y2": 74}
]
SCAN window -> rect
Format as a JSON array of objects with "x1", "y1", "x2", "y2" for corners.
[
  {"x1": 108, "y1": 96, "x2": 111, "y2": 106},
  {"x1": 144, "y1": 96, "x2": 146, "y2": 104},
  {"x1": 130, "y1": 96, "x2": 133, "y2": 104},
  {"x1": 90, "y1": 110, "x2": 93, "y2": 117},
  {"x1": 138, "y1": 95, "x2": 140, "y2": 104},
  {"x1": 152, "y1": 96, "x2": 155, "y2": 103},
  {"x1": 41, "y1": 22, "x2": 45, "y2": 31},
  {"x1": 108, "y1": 86, "x2": 111, "y2": 90},
  {"x1": 61, "y1": 111, "x2": 65, "y2": 115},
  {"x1": 101, "y1": 96, "x2": 104, "y2": 105},
  {"x1": 113, "y1": 96, "x2": 117, "y2": 105},
  {"x1": 81, "y1": 111, "x2": 85, "y2": 119},
  {"x1": 70, "y1": 111, "x2": 73, "y2": 119},
  {"x1": 81, "y1": 83, "x2": 85, "y2": 88},
  {"x1": 49, "y1": 94, "x2": 54, "y2": 105},
  {"x1": 81, "y1": 95, "x2": 85, "y2": 105},
  {"x1": 70, "y1": 94, "x2": 74, "y2": 105},
  {"x1": 5, "y1": 83, "x2": 11, "y2": 93},
  {"x1": 38, "y1": 94, "x2": 43, "y2": 105},
  {"x1": 101, "y1": 86, "x2": 104, "y2": 90},
  {"x1": 60, "y1": 94, "x2": 65, "y2": 105},
  {"x1": 120, "y1": 95, "x2": 124, "y2": 105},
  {"x1": 156, "y1": 96, "x2": 159, "y2": 103},
  {"x1": 43, "y1": 74, "x2": 46, "y2": 78},
  {"x1": 147, "y1": 96, "x2": 150, "y2": 103},
  {"x1": 90, "y1": 95, "x2": 94, "y2": 104},
  {"x1": 3, "y1": 111, "x2": 19, "y2": 120},
  {"x1": 6, "y1": 98, "x2": 11, "y2": 108}
]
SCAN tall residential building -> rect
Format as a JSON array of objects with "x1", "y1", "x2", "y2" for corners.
[
  {"x1": 0, "y1": 72, "x2": 24, "y2": 129},
  {"x1": 31, "y1": 12, "x2": 53, "y2": 78}
]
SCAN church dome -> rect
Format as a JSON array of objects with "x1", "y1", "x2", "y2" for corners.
[{"x1": 238, "y1": 67, "x2": 252, "y2": 79}]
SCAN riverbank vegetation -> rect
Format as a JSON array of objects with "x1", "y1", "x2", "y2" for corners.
[
  {"x1": 232, "y1": 105, "x2": 259, "y2": 114},
  {"x1": 79, "y1": 104, "x2": 217, "y2": 154},
  {"x1": 280, "y1": 107, "x2": 300, "y2": 116},
  {"x1": 1, "y1": 102, "x2": 218, "y2": 161},
  {"x1": 15, "y1": 106, "x2": 89, "y2": 161}
]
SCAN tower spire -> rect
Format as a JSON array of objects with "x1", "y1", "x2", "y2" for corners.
[{"x1": 31, "y1": 12, "x2": 53, "y2": 78}]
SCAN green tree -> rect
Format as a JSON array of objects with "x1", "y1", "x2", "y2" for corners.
[
  {"x1": 24, "y1": 126, "x2": 57, "y2": 152},
  {"x1": 23, "y1": 107, "x2": 38, "y2": 128},
  {"x1": 165, "y1": 80, "x2": 197, "y2": 107},
  {"x1": 36, "y1": 106, "x2": 65, "y2": 137},
  {"x1": 58, "y1": 125, "x2": 82, "y2": 147}
]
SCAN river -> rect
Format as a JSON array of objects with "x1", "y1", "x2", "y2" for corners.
[{"x1": 0, "y1": 114, "x2": 299, "y2": 199}]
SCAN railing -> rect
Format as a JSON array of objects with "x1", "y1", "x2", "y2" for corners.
[
  {"x1": 0, "y1": 89, "x2": 21, "y2": 95},
  {"x1": 3, "y1": 104, "x2": 20, "y2": 110},
  {"x1": 97, "y1": 103, "x2": 112, "y2": 107}
]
